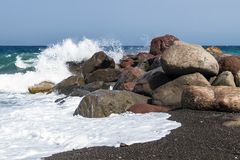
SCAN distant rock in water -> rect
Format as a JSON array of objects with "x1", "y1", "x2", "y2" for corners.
[
  {"x1": 28, "y1": 81, "x2": 55, "y2": 94},
  {"x1": 73, "y1": 89, "x2": 150, "y2": 118},
  {"x1": 150, "y1": 34, "x2": 179, "y2": 55},
  {"x1": 161, "y1": 41, "x2": 219, "y2": 77}
]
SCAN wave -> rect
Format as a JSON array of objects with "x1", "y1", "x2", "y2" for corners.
[{"x1": 0, "y1": 38, "x2": 124, "y2": 93}]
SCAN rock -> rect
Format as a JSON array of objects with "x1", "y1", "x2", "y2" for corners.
[
  {"x1": 69, "y1": 88, "x2": 90, "y2": 97},
  {"x1": 28, "y1": 81, "x2": 55, "y2": 94},
  {"x1": 235, "y1": 71, "x2": 240, "y2": 87},
  {"x1": 219, "y1": 56, "x2": 240, "y2": 75},
  {"x1": 82, "y1": 51, "x2": 115, "y2": 76},
  {"x1": 113, "y1": 67, "x2": 145, "y2": 91},
  {"x1": 120, "y1": 58, "x2": 135, "y2": 68},
  {"x1": 81, "y1": 81, "x2": 104, "y2": 92},
  {"x1": 152, "y1": 73, "x2": 210, "y2": 109},
  {"x1": 120, "y1": 82, "x2": 136, "y2": 91},
  {"x1": 66, "y1": 61, "x2": 84, "y2": 76},
  {"x1": 85, "y1": 68, "x2": 121, "y2": 83},
  {"x1": 161, "y1": 41, "x2": 219, "y2": 77},
  {"x1": 212, "y1": 71, "x2": 236, "y2": 87},
  {"x1": 206, "y1": 46, "x2": 224, "y2": 61},
  {"x1": 137, "y1": 52, "x2": 155, "y2": 62},
  {"x1": 53, "y1": 76, "x2": 85, "y2": 95},
  {"x1": 223, "y1": 117, "x2": 240, "y2": 127},
  {"x1": 150, "y1": 34, "x2": 179, "y2": 55},
  {"x1": 133, "y1": 67, "x2": 171, "y2": 96},
  {"x1": 148, "y1": 55, "x2": 162, "y2": 70},
  {"x1": 127, "y1": 103, "x2": 170, "y2": 114},
  {"x1": 73, "y1": 89, "x2": 150, "y2": 118},
  {"x1": 120, "y1": 143, "x2": 129, "y2": 147},
  {"x1": 182, "y1": 86, "x2": 240, "y2": 112}
]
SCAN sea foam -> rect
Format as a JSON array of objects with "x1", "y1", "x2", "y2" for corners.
[{"x1": 0, "y1": 38, "x2": 123, "y2": 93}]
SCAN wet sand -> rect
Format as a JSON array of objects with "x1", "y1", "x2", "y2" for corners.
[{"x1": 45, "y1": 109, "x2": 240, "y2": 160}]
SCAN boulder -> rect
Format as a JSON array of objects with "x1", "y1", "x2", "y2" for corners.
[
  {"x1": 152, "y1": 73, "x2": 210, "y2": 109},
  {"x1": 81, "y1": 81, "x2": 104, "y2": 92},
  {"x1": 73, "y1": 89, "x2": 150, "y2": 118},
  {"x1": 133, "y1": 67, "x2": 171, "y2": 96},
  {"x1": 113, "y1": 67, "x2": 145, "y2": 91},
  {"x1": 82, "y1": 51, "x2": 115, "y2": 76},
  {"x1": 150, "y1": 35, "x2": 179, "y2": 55},
  {"x1": 235, "y1": 71, "x2": 240, "y2": 87},
  {"x1": 120, "y1": 58, "x2": 135, "y2": 68},
  {"x1": 219, "y1": 56, "x2": 240, "y2": 74},
  {"x1": 66, "y1": 61, "x2": 84, "y2": 76},
  {"x1": 85, "y1": 68, "x2": 121, "y2": 83},
  {"x1": 28, "y1": 81, "x2": 55, "y2": 94},
  {"x1": 206, "y1": 46, "x2": 224, "y2": 61},
  {"x1": 148, "y1": 55, "x2": 162, "y2": 70},
  {"x1": 69, "y1": 88, "x2": 90, "y2": 97},
  {"x1": 127, "y1": 103, "x2": 170, "y2": 114},
  {"x1": 212, "y1": 71, "x2": 236, "y2": 87},
  {"x1": 161, "y1": 41, "x2": 219, "y2": 77},
  {"x1": 53, "y1": 76, "x2": 85, "y2": 95},
  {"x1": 182, "y1": 86, "x2": 240, "y2": 112}
]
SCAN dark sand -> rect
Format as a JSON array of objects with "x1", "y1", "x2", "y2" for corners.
[{"x1": 45, "y1": 109, "x2": 240, "y2": 160}]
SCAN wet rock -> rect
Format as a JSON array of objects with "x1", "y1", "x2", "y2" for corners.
[
  {"x1": 66, "y1": 61, "x2": 84, "y2": 76},
  {"x1": 161, "y1": 41, "x2": 219, "y2": 77},
  {"x1": 150, "y1": 34, "x2": 179, "y2": 55},
  {"x1": 133, "y1": 67, "x2": 171, "y2": 96},
  {"x1": 82, "y1": 51, "x2": 115, "y2": 76},
  {"x1": 114, "y1": 67, "x2": 145, "y2": 91},
  {"x1": 81, "y1": 81, "x2": 104, "y2": 92},
  {"x1": 182, "y1": 86, "x2": 240, "y2": 112},
  {"x1": 212, "y1": 71, "x2": 236, "y2": 87},
  {"x1": 73, "y1": 89, "x2": 150, "y2": 118},
  {"x1": 152, "y1": 73, "x2": 210, "y2": 109},
  {"x1": 53, "y1": 76, "x2": 85, "y2": 95},
  {"x1": 85, "y1": 68, "x2": 121, "y2": 83},
  {"x1": 128, "y1": 103, "x2": 170, "y2": 114},
  {"x1": 28, "y1": 81, "x2": 55, "y2": 94}
]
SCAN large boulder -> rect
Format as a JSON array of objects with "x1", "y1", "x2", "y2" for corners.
[
  {"x1": 127, "y1": 103, "x2": 170, "y2": 114},
  {"x1": 133, "y1": 67, "x2": 171, "y2": 96},
  {"x1": 161, "y1": 41, "x2": 219, "y2": 77},
  {"x1": 73, "y1": 89, "x2": 150, "y2": 118},
  {"x1": 212, "y1": 71, "x2": 236, "y2": 87},
  {"x1": 85, "y1": 68, "x2": 121, "y2": 83},
  {"x1": 150, "y1": 35, "x2": 179, "y2": 55},
  {"x1": 28, "y1": 81, "x2": 55, "y2": 94},
  {"x1": 219, "y1": 56, "x2": 240, "y2": 75},
  {"x1": 182, "y1": 86, "x2": 240, "y2": 112},
  {"x1": 113, "y1": 67, "x2": 145, "y2": 91},
  {"x1": 82, "y1": 51, "x2": 115, "y2": 76},
  {"x1": 53, "y1": 76, "x2": 85, "y2": 95},
  {"x1": 152, "y1": 73, "x2": 210, "y2": 109}
]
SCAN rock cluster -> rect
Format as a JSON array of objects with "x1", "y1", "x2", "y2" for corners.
[{"x1": 28, "y1": 34, "x2": 240, "y2": 118}]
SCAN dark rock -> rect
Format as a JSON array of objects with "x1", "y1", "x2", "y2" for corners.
[
  {"x1": 85, "y1": 68, "x2": 121, "y2": 83},
  {"x1": 66, "y1": 61, "x2": 84, "y2": 76},
  {"x1": 150, "y1": 34, "x2": 179, "y2": 55},
  {"x1": 182, "y1": 86, "x2": 240, "y2": 112},
  {"x1": 53, "y1": 76, "x2": 85, "y2": 95},
  {"x1": 212, "y1": 71, "x2": 236, "y2": 87},
  {"x1": 120, "y1": 143, "x2": 128, "y2": 147},
  {"x1": 127, "y1": 103, "x2": 170, "y2": 114},
  {"x1": 69, "y1": 88, "x2": 90, "y2": 97},
  {"x1": 82, "y1": 51, "x2": 115, "y2": 76},
  {"x1": 152, "y1": 73, "x2": 210, "y2": 109},
  {"x1": 133, "y1": 67, "x2": 171, "y2": 96},
  {"x1": 148, "y1": 55, "x2": 162, "y2": 70},
  {"x1": 161, "y1": 41, "x2": 219, "y2": 77},
  {"x1": 114, "y1": 67, "x2": 145, "y2": 91},
  {"x1": 73, "y1": 89, "x2": 150, "y2": 118},
  {"x1": 81, "y1": 81, "x2": 104, "y2": 92}
]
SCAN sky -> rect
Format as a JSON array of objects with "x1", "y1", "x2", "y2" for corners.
[{"x1": 0, "y1": 0, "x2": 240, "y2": 45}]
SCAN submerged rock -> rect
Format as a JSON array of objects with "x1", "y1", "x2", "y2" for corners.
[
  {"x1": 182, "y1": 86, "x2": 240, "y2": 112},
  {"x1": 161, "y1": 41, "x2": 219, "y2": 77},
  {"x1": 152, "y1": 73, "x2": 210, "y2": 109},
  {"x1": 150, "y1": 34, "x2": 179, "y2": 55},
  {"x1": 73, "y1": 89, "x2": 150, "y2": 118},
  {"x1": 28, "y1": 81, "x2": 55, "y2": 94}
]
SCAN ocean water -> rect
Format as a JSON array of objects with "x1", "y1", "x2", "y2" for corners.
[{"x1": 0, "y1": 38, "x2": 181, "y2": 160}]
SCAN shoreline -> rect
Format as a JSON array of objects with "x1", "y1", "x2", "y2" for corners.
[{"x1": 45, "y1": 109, "x2": 240, "y2": 160}]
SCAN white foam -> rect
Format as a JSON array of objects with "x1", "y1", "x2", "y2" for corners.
[
  {"x1": 0, "y1": 38, "x2": 123, "y2": 93},
  {"x1": 0, "y1": 93, "x2": 181, "y2": 160}
]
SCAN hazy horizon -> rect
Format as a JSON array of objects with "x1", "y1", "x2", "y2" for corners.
[{"x1": 0, "y1": 0, "x2": 240, "y2": 46}]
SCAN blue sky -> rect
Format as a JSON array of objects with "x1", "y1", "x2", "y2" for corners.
[{"x1": 0, "y1": 0, "x2": 239, "y2": 45}]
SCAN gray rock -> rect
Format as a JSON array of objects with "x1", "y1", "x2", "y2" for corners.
[
  {"x1": 212, "y1": 71, "x2": 236, "y2": 87},
  {"x1": 161, "y1": 41, "x2": 219, "y2": 77},
  {"x1": 81, "y1": 81, "x2": 104, "y2": 92},
  {"x1": 73, "y1": 89, "x2": 150, "y2": 118},
  {"x1": 152, "y1": 73, "x2": 210, "y2": 109}
]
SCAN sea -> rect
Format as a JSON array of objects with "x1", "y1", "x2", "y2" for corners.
[{"x1": 0, "y1": 38, "x2": 239, "y2": 160}]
